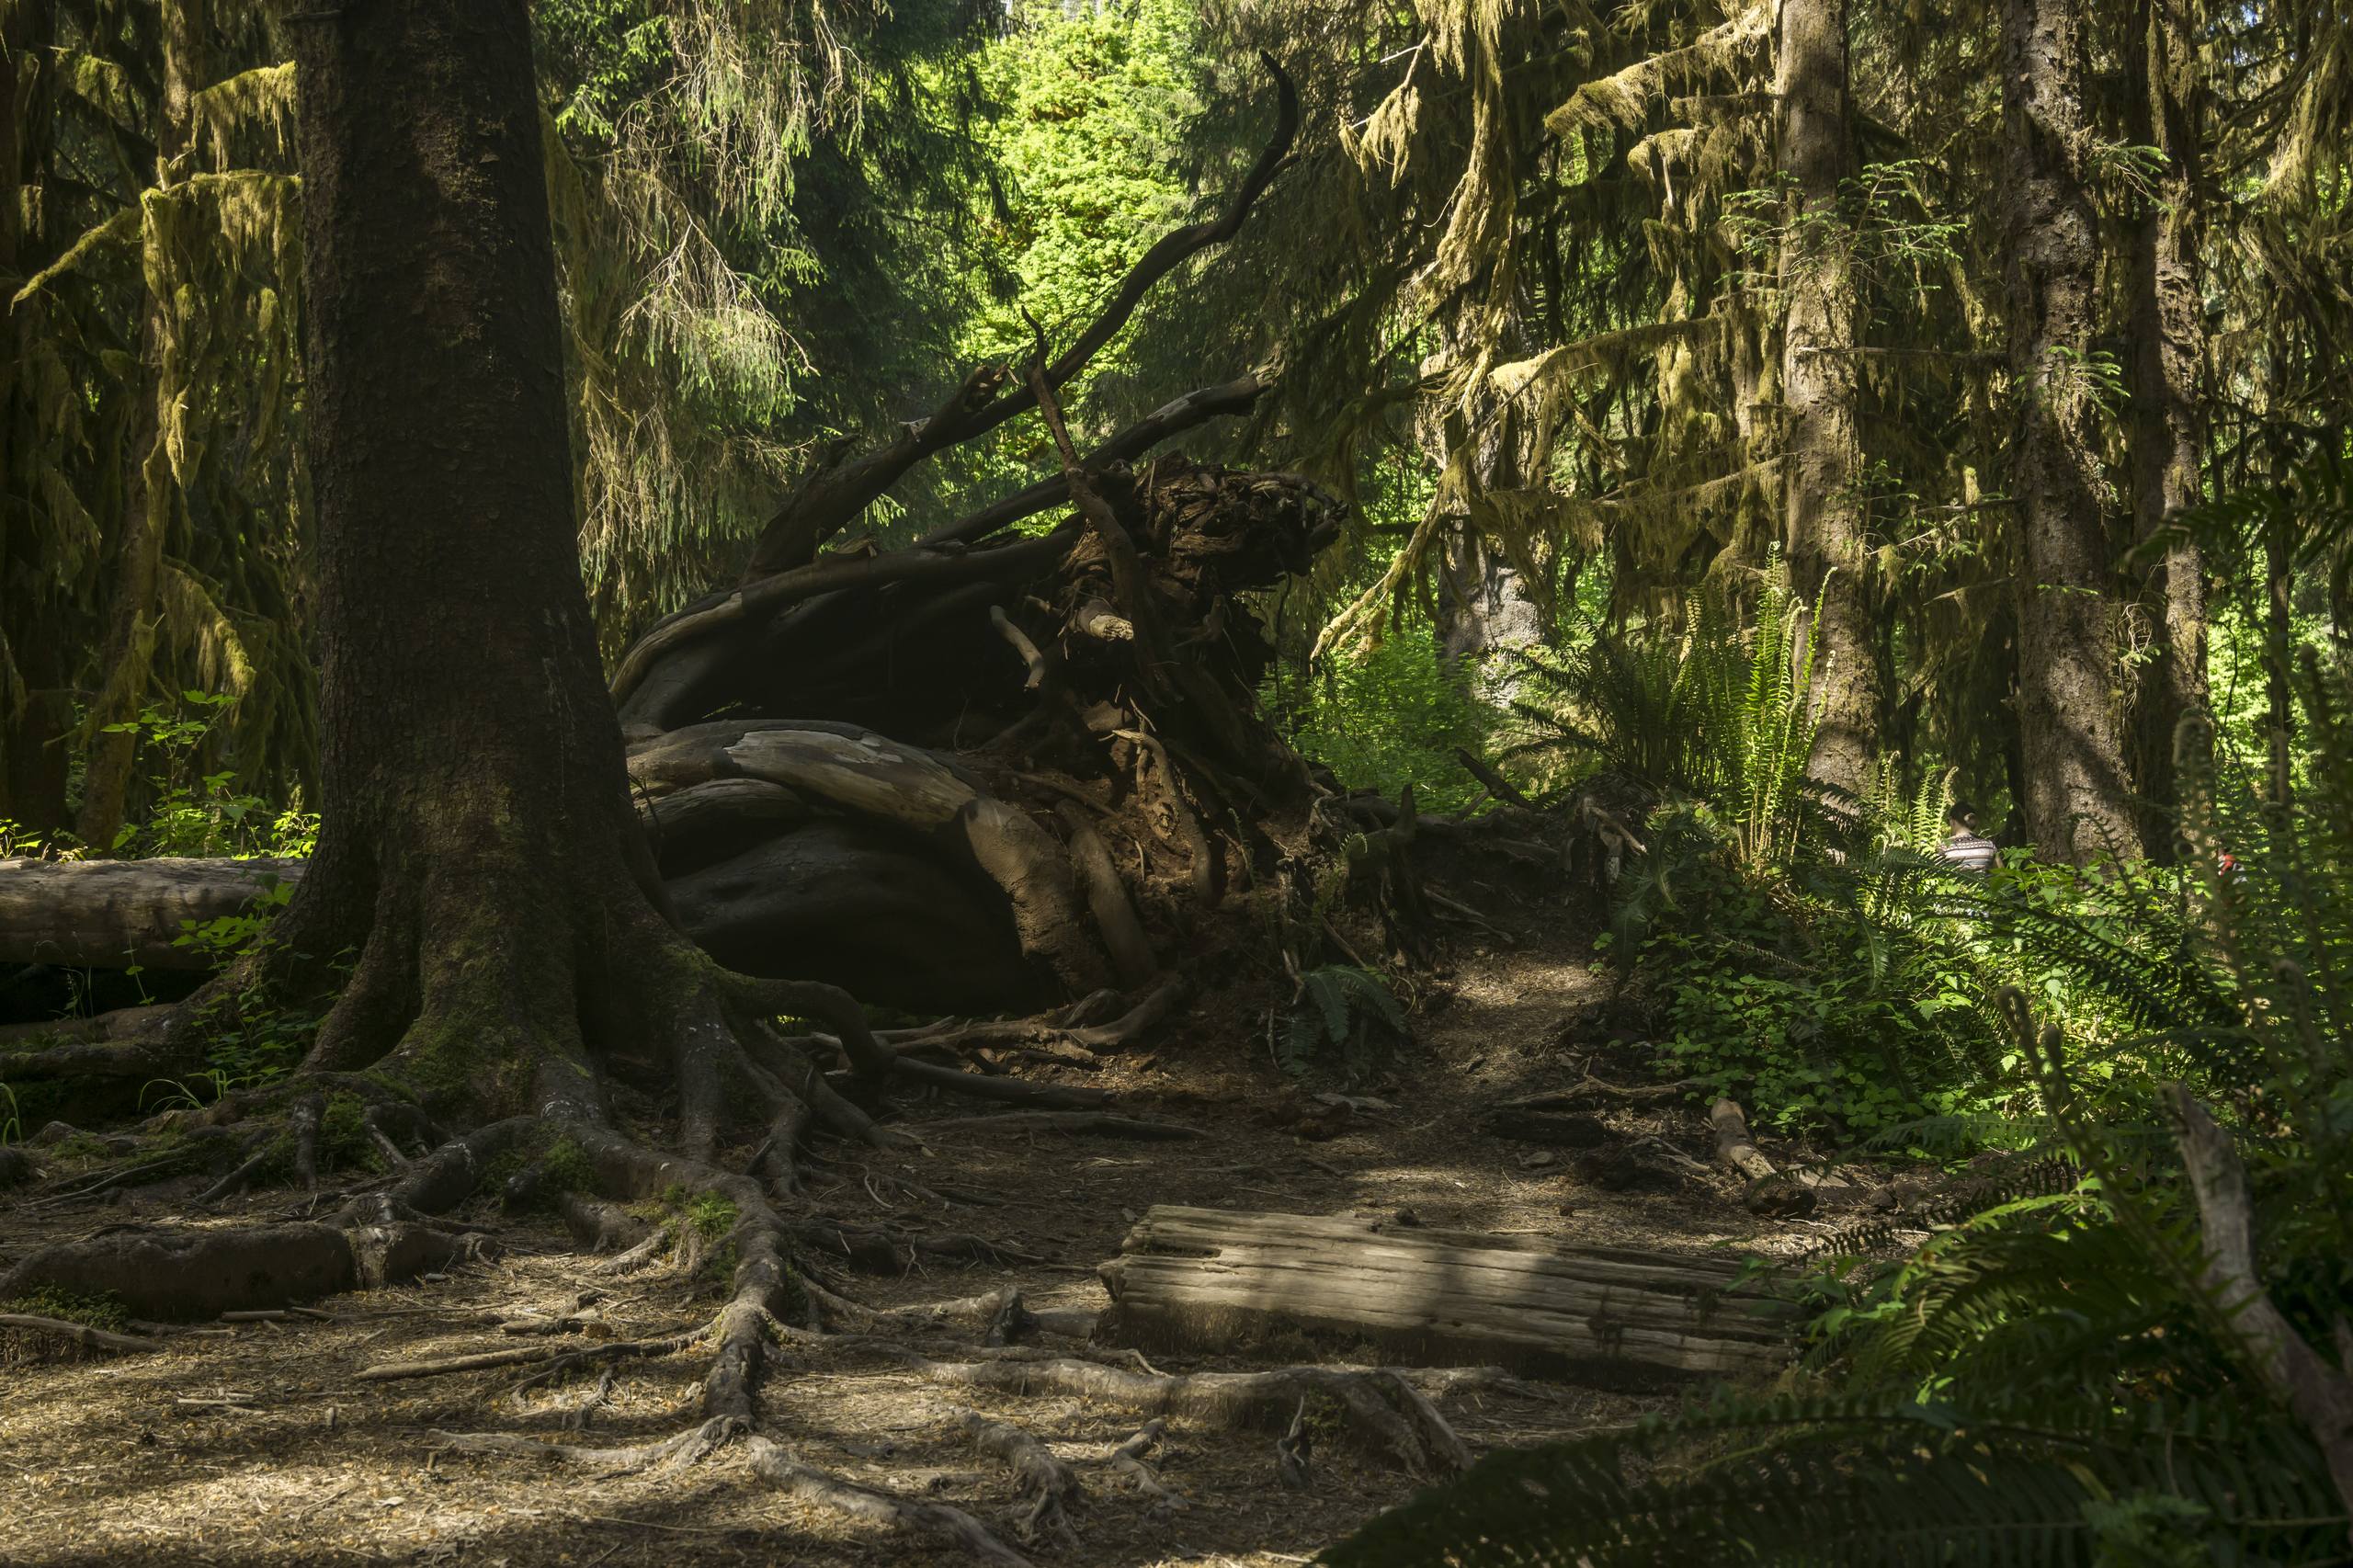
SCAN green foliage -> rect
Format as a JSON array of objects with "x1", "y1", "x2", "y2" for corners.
[
  {"x1": 541, "y1": 1137, "x2": 597, "y2": 1198},
  {"x1": 1278, "y1": 965, "x2": 1406, "y2": 1089},
  {"x1": 318, "y1": 1093, "x2": 379, "y2": 1174},
  {"x1": 0, "y1": 1285, "x2": 131, "y2": 1335},
  {"x1": 1507, "y1": 562, "x2": 1825, "y2": 869},
  {"x1": 1277, "y1": 634, "x2": 1497, "y2": 816},
  {"x1": 1331, "y1": 656, "x2": 2353, "y2": 1565}
]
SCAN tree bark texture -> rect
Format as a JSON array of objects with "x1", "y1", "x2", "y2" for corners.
[
  {"x1": 2125, "y1": 0, "x2": 2210, "y2": 856},
  {"x1": 1777, "y1": 0, "x2": 1877, "y2": 798},
  {"x1": 1999, "y1": 0, "x2": 2142, "y2": 863},
  {"x1": 282, "y1": 0, "x2": 673, "y2": 1112}
]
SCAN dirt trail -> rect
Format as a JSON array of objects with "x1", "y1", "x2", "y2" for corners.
[{"x1": 0, "y1": 933, "x2": 1809, "y2": 1567}]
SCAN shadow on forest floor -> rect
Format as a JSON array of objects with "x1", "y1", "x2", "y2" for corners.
[{"x1": 0, "y1": 921, "x2": 1817, "y2": 1567}]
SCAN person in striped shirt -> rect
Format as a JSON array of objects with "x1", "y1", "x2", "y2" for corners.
[{"x1": 1938, "y1": 801, "x2": 1999, "y2": 874}]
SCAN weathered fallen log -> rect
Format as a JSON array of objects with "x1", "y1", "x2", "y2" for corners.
[
  {"x1": 0, "y1": 1221, "x2": 488, "y2": 1320},
  {"x1": 0, "y1": 856, "x2": 303, "y2": 970},
  {"x1": 1097, "y1": 1206, "x2": 1797, "y2": 1385}
]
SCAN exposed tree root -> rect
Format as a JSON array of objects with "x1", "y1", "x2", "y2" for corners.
[
  {"x1": 889, "y1": 1354, "x2": 1473, "y2": 1477},
  {"x1": 888, "y1": 1057, "x2": 1110, "y2": 1110},
  {"x1": 430, "y1": 1415, "x2": 733, "y2": 1477},
  {"x1": 743, "y1": 1434, "x2": 1034, "y2": 1566},
  {"x1": 910, "y1": 1111, "x2": 1206, "y2": 1141},
  {"x1": 786, "y1": 1217, "x2": 1047, "y2": 1273},
  {"x1": 809, "y1": 1283, "x2": 1036, "y2": 1342},
  {"x1": 955, "y1": 1407, "x2": 1084, "y2": 1547},
  {"x1": 359, "y1": 1325, "x2": 705, "y2": 1384},
  {"x1": 879, "y1": 977, "x2": 1184, "y2": 1062},
  {"x1": 1109, "y1": 1418, "x2": 1184, "y2": 1508}
]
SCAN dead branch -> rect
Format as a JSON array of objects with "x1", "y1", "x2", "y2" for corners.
[
  {"x1": 738, "y1": 55, "x2": 1296, "y2": 580},
  {"x1": 0, "y1": 1313, "x2": 163, "y2": 1354},
  {"x1": 2166, "y1": 1085, "x2": 2353, "y2": 1529},
  {"x1": 1710, "y1": 1098, "x2": 1816, "y2": 1218}
]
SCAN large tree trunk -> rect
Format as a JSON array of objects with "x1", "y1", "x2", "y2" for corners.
[
  {"x1": 1999, "y1": 0, "x2": 2141, "y2": 864},
  {"x1": 277, "y1": 0, "x2": 676, "y2": 1116},
  {"x1": 2124, "y1": 0, "x2": 2210, "y2": 858},
  {"x1": 1777, "y1": 0, "x2": 1876, "y2": 798}
]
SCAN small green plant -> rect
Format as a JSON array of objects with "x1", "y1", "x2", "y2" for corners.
[
  {"x1": 1279, "y1": 965, "x2": 1407, "y2": 1088},
  {"x1": 0, "y1": 1285, "x2": 129, "y2": 1333},
  {"x1": 97, "y1": 690, "x2": 319, "y2": 859},
  {"x1": 0, "y1": 1083, "x2": 21, "y2": 1146}
]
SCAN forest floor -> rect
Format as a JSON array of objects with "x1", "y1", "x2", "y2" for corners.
[{"x1": 0, "y1": 924, "x2": 1826, "y2": 1567}]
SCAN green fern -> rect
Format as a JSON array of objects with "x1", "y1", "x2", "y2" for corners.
[
  {"x1": 1279, "y1": 965, "x2": 1407, "y2": 1088},
  {"x1": 1328, "y1": 641, "x2": 2353, "y2": 1567}
]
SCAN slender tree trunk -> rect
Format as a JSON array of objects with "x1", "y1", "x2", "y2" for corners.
[
  {"x1": 2265, "y1": 507, "x2": 2294, "y2": 809},
  {"x1": 75, "y1": 0, "x2": 206, "y2": 850},
  {"x1": 1427, "y1": 331, "x2": 1544, "y2": 694},
  {"x1": 1777, "y1": 0, "x2": 1875, "y2": 797},
  {"x1": 1999, "y1": 0, "x2": 2142, "y2": 863},
  {"x1": 282, "y1": 0, "x2": 673, "y2": 1114},
  {"x1": 2125, "y1": 0, "x2": 2210, "y2": 857},
  {"x1": 0, "y1": 0, "x2": 74, "y2": 835}
]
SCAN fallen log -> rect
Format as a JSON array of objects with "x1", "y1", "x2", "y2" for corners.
[
  {"x1": 1097, "y1": 1206, "x2": 1797, "y2": 1386},
  {"x1": 0, "y1": 857, "x2": 302, "y2": 970},
  {"x1": 0, "y1": 1221, "x2": 486, "y2": 1320}
]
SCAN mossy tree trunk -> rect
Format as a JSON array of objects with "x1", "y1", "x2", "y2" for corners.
[
  {"x1": 278, "y1": 0, "x2": 682, "y2": 1119},
  {"x1": 2125, "y1": 0, "x2": 2210, "y2": 854},
  {"x1": 1998, "y1": 0, "x2": 2142, "y2": 864},
  {"x1": 1776, "y1": 0, "x2": 1875, "y2": 799}
]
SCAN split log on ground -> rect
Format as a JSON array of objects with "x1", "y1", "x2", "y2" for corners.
[
  {"x1": 0, "y1": 1221, "x2": 486, "y2": 1319},
  {"x1": 894, "y1": 1351, "x2": 1472, "y2": 1477},
  {"x1": 1710, "y1": 1098, "x2": 1816, "y2": 1218},
  {"x1": 1097, "y1": 1206, "x2": 1798, "y2": 1385},
  {"x1": 0, "y1": 856, "x2": 302, "y2": 969}
]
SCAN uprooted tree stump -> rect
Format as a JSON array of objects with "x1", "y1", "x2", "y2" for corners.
[{"x1": 1097, "y1": 1206, "x2": 1800, "y2": 1385}]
